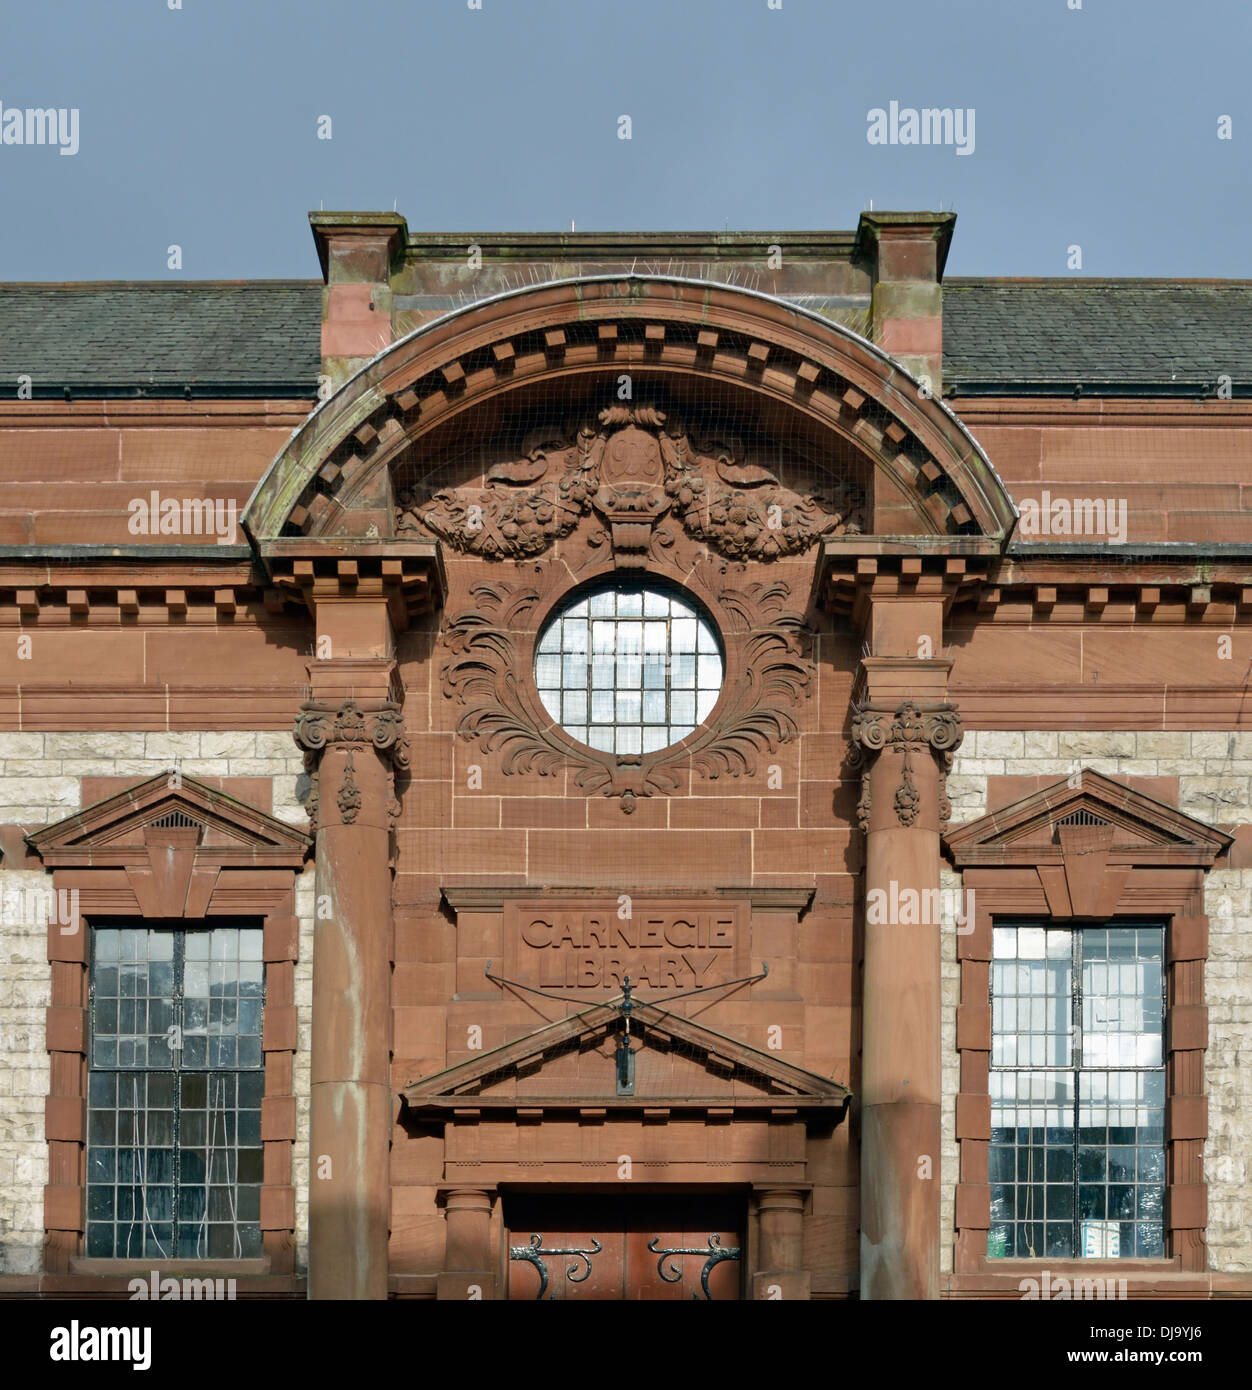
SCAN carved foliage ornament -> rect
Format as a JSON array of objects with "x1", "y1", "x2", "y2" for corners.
[
  {"x1": 398, "y1": 406, "x2": 863, "y2": 564},
  {"x1": 849, "y1": 700, "x2": 963, "y2": 830},
  {"x1": 293, "y1": 699, "x2": 409, "y2": 765},
  {"x1": 292, "y1": 698, "x2": 410, "y2": 832},
  {"x1": 337, "y1": 749, "x2": 362, "y2": 825},
  {"x1": 438, "y1": 562, "x2": 814, "y2": 812}
]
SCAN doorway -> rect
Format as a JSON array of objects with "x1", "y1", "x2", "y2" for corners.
[{"x1": 505, "y1": 1193, "x2": 744, "y2": 1300}]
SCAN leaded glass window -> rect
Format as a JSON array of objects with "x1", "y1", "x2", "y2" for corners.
[
  {"x1": 534, "y1": 585, "x2": 724, "y2": 754},
  {"x1": 988, "y1": 922, "x2": 1165, "y2": 1260},
  {"x1": 86, "y1": 924, "x2": 265, "y2": 1258}
]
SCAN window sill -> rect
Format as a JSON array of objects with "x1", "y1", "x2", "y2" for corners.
[
  {"x1": 980, "y1": 1257, "x2": 1178, "y2": 1268},
  {"x1": 961, "y1": 1254, "x2": 1182, "y2": 1280},
  {"x1": 69, "y1": 1258, "x2": 271, "y2": 1277}
]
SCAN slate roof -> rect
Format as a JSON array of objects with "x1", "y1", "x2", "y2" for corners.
[
  {"x1": 2, "y1": 277, "x2": 1251, "y2": 397},
  {"x1": 0, "y1": 282, "x2": 322, "y2": 396},
  {"x1": 942, "y1": 279, "x2": 1252, "y2": 391}
]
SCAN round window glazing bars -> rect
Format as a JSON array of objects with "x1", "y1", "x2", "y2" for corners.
[{"x1": 533, "y1": 583, "x2": 725, "y2": 756}]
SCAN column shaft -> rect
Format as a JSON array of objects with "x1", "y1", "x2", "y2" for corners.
[
  {"x1": 295, "y1": 691, "x2": 406, "y2": 1300},
  {"x1": 853, "y1": 700, "x2": 960, "y2": 1300}
]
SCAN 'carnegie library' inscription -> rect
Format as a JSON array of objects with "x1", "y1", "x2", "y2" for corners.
[{"x1": 504, "y1": 899, "x2": 746, "y2": 991}]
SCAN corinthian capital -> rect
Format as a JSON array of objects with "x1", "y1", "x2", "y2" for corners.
[
  {"x1": 293, "y1": 697, "x2": 410, "y2": 770},
  {"x1": 851, "y1": 700, "x2": 963, "y2": 757}
]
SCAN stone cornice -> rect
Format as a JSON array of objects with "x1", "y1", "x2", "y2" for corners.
[
  {"x1": 818, "y1": 547, "x2": 1252, "y2": 621},
  {"x1": 254, "y1": 537, "x2": 444, "y2": 627},
  {"x1": 440, "y1": 884, "x2": 816, "y2": 912}
]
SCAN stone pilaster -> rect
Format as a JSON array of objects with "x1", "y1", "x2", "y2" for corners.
[
  {"x1": 751, "y1": 1187, "x2": 809, "y2": 1301},
  {"x1": 438, "y1": 1188, "x2": 497, "y2": 1300},
  {"x1": 294, "y1": 682, "x2": 407, "y2": 1300},
  {"x1": 850, "y1": 698, "x2": 962, "y2": 1300}
]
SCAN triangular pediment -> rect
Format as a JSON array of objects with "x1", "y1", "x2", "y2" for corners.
[
  {"x1": 943, "y1": 769, "x2": 1231, "y2": 869},
  {"x1": 27, "y1": 773, "x2": 311, "y2": 868},
  {"x1": 403, "y1": 1001, "x2": 850, "y2": 1118}
]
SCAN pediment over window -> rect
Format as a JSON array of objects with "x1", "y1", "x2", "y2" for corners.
[
  {"x1": 28, "y1": 773, "x2": 311, "y2": 867},
  {"x1": 943, "y1": 770, "x2": 1231, "y2": 870},
  {"x1": 943, "y1": 770, "x2": 1231, "y2": 919},
  {"x1": 402, "y1": 1001, "x2": 850, "y2": 1120},
  {"x1": 27, "y1": 774, "x2": 311, "y2": 918}
]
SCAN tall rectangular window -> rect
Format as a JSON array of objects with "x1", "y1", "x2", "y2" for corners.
[
  {"x1": 86, "y1": 925, "x2": 264, "y2": 1259},
  {"x1": 988, "y1": 922, "x2": 1165, "y2": 1260}
]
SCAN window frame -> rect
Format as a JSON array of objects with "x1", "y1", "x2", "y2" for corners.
[
  {"x1": 986, "y1": 918, "x2": 1168, "y2": 1262},
  {"x1": 84, "y1": 921, "x2": 267, "y2": 1262},
  {"x1": 942, "y1": 772, "x2": 1224, "y2": 1287},
  {"x1": 532, "y1": 576, "x2": 727, "y2": 757},
  {"x1": 31, "y1": 774, "x2": 309, "y2": 1289},
  {"x1": 952, "y1": 896, "x2": 1207, "y2": 1281}
]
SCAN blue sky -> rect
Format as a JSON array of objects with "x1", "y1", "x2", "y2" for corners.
[{"x1": 0, "y1": 0, "x2": 1248, "y2": 279}]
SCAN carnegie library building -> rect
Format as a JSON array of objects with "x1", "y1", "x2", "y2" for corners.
[{"x1": 1, "y1": 209, "x2": 1250, "y2": 1301}]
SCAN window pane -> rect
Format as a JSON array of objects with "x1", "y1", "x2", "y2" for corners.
[
  {"x1": 535, "y1": 585, "x2": 723, "y2": 755},
  {"x1": 988, "y1": 922, "x2": 1166, "y2": 1261},
  {"x1": 87, "y1": 925, "x2": 266, "y2": 1260}
]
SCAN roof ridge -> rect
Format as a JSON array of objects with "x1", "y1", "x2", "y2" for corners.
[{"x1": 945, "y1": 277, "x2": 1252, "y2": 287}]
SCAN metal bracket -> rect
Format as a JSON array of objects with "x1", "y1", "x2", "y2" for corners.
[
  {"x1": 508, "y1": 1234, "x2": 603, "y2": 1300},
  {"x1": 648, "y1": 1233, "x2": 742, "y2": 1300}
]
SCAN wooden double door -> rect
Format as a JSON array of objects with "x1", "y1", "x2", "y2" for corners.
[{"x1": 506, "y1": 1194, "x2": 743, "y2": 1300}]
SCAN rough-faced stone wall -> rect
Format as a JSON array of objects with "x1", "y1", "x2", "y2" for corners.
[
  {"x1": 0, "y1": 864, "x2": 51, "y2": 1275},
  {"x1": 293, "y1": 864, "x2": 315, "y2": 1273},
  {"x1": 941, "y1": 731, "x2": 1252, "y2": 1275},
  {"x1": 938, "y1": 865, "x2": 962, "y2": 1276},
  {"x1": 0, "y1": 731, "x2": 313, "y2": 1276}
]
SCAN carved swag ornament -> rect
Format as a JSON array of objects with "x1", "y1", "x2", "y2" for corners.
[
  {"x1": 397, "y1": 405, "x2": 863, "y2": 564},
  {"x1": 292, "y1": 698, "x2": 409, "y2": 833},
  {"x1": 438, "y1": 561, "x2": 814, "y2": 812},
  {"x1": 848, "y1": 700, "x2": 963, "y2": 831}
]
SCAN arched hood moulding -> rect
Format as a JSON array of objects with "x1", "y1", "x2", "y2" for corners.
[{"x1": 242, "y1": 275, "x2": 1016, "y2": 548}]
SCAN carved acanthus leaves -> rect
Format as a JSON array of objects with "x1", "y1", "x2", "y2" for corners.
[
  {"x1": 438, "y1": 565, "x2": 814, "y2": 811},
  {"x1": 661, "y1": 431, "x2": 861, "y2": 562},
  {"x1": 686, "y1": 604, "x2": 811, "y2": 784},
  {"x1": 397, "y1": 406, "x2": 863, "y2": 563}
]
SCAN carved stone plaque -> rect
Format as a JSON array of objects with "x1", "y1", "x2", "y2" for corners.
[{"x1": 503, "y1": 897, "x2": 748, "y2": 994}]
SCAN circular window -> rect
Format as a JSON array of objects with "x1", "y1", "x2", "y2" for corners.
[{"x1": 534, "y1": 585, "x2": 724, "y2": 755}]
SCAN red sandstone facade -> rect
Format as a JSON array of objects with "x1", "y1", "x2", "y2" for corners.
[{"x1": 1, "y1": 210, "x2": 1251, "y2": 1299}]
